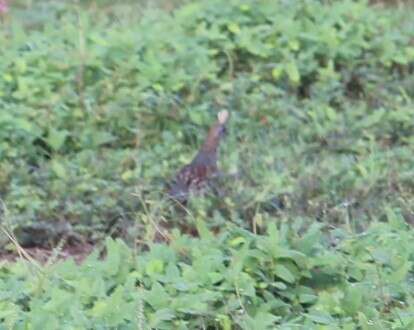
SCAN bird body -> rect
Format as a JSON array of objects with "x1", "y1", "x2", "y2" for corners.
[{"x1": 168, "y1": 110, "x2": 229, "y2": 203}]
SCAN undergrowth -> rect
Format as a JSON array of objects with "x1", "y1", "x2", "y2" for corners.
[{"x1": 2, "y1": 217, "x2": 414, "y2": 329}]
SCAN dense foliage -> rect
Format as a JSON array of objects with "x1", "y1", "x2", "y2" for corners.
[
  {"x1": 0, "y1": 0, "x2": 414, "y2": 328},
  {"x1": 2, "y1": 218, "x2": 414, "y2": 329}
]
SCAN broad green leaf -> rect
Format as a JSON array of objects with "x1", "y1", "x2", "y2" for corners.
[
  {"x1": 272, "y1": 66, "x2": 283, "y2": 80},
  {"x1": 143, "y1": 282, "x2": 170, "y2": 309},
  {"x1": 275, "y1": 264, "x2": 295, "y2": 283},
  {"x1": 149, "y1": 308, "x2": 175, "y2": 327},
  {"x1": 146, "y1": 259, "x2": 164, "y2": 276},
  {"x1": 229, "y1": 236, "x2": 246, "y2": 247},
  {"x1": 227, "y1": 22, "x2": 241, "y2": 34},
  {"x1": 51, "y1": 160, "x2": 67, "y2": 179},
  {"x1": 299, "y1": 294, "x2": 318, "y2": 304},
  {"x1": 47, "y1": 128, "x2": 68, "y2": 151},
  {"x1": 306, "y1": 311, "x2": 335, "y2": 325},
  {"x1": 285, "y1": 61, "x2": 300, "y2": 84},
  {"x1": 343, "y1": 285, "x2": 363, "y2": 316}
]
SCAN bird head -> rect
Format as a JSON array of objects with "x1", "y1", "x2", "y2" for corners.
[{"x1": 217, "y1": 110, "x2": 229, "y2": 137}]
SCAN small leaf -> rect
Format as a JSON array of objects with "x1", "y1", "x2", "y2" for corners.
[
  {"x1": 219, "y1": 314, "x2": 232, "y2": 330},
  {"x1": 146, "y1": 259, "x2": 164, "y2": 276},
  {"x1": 306, "y1": 311, "x2": 335, "y2": 325},
  {"x1": 92, "y1": 131, "x2": 116, "y2": 146},
  {"x1": 343, "y1": 285, "x2": 363, "y2": 316},
  {"x1": 208, "y1": 272, "x2": 224, "y2": 284},
  {"x1": 195, "y1": 219, "x2": 213, "y2": 240},
  {"x1": 275, "y1": 264, "x2": 295, "y2": 283},
  {"x1": 149, "y1": 308, "x2": 175, "y2": 326},
  {"x1": 272, "y1": 67, "x2": 283, "y2": 80},
  {"x1": 272, "y1": 281, "x2": 287, "y2": 290},
  {"x1": 51, "y1": 160, "x2": 66, "y2": 179},
  {"x1": 188, "y1": 110, "x2": 205, "y2": 125},
  {"x1": 47, "y1": 128, "x2": 68, "y2": 151},
  {"x1": 121, "y1": 170, "x2": 135, "y2": 182},
  {"x1": 286, "y1": 61, "x2": 300, "y2": 84},
  {"x1": 229, "y1": 236, "x2": 246, "y2": 247},
  {"x1": 267, "y1": 223, "x2": 279, "y2": 244},
  {"x1": 288, "y1": 40, "x2": 300, "y2": 51},
  {"x1": 144, "y1": 282, "x2": 170, "y2": 309},
  {"x1": 240, "y1": 4, "x2": 250, "y2": 12},
  {"x1": 227, "y1": 22, "x2": 241, "y2": 34},
  {"x1": 299, "y1": 294, "x2": 318, "y2": 304}
]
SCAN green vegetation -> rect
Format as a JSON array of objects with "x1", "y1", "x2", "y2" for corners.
[
  {"x1": 2, "y1": 220, "x2": 414, "y2": 329},
  {"x1": 1, "y1": 0, "x2": 414, "y2": 328}
]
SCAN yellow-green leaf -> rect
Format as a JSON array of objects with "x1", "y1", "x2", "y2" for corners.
[{"x1": 286, "y1": 61, "x2": 300, "y2": 84}]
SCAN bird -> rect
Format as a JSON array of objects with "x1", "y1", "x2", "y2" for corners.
[{"x1": 167, "y1": 110, "x2": 230, "y2": 204}]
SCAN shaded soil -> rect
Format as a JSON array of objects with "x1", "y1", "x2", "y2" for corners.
[{"x1": 0, "y1": 242, "x2": 95, "y2": 265}]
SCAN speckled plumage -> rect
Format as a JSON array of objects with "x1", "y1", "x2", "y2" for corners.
[{"x1": 168, "y1": 110, "x2": 229, "y2": 203}]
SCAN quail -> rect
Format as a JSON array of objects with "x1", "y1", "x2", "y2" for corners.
[{"x1": 168, "y1": 110, "x2": 230, "y2": 203}]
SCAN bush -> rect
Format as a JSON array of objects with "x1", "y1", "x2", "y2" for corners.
[{"x1": 1, "y1": 217, "x2": 414, "y2": 329}]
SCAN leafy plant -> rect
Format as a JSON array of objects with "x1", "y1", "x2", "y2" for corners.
[{"x1": 1, "y1": 219, "x2": 414, "y2": 328}]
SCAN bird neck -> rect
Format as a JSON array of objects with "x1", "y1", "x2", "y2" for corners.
[
  {"x1": 191, "y1": 123, "x2": 223, "y2": 165},
  {"x1": 200, "y1": 123, "x2": 222, "y2": 153},
  {"x1": 193, "y1": 149, "x2": 217, "y2": 166}
]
